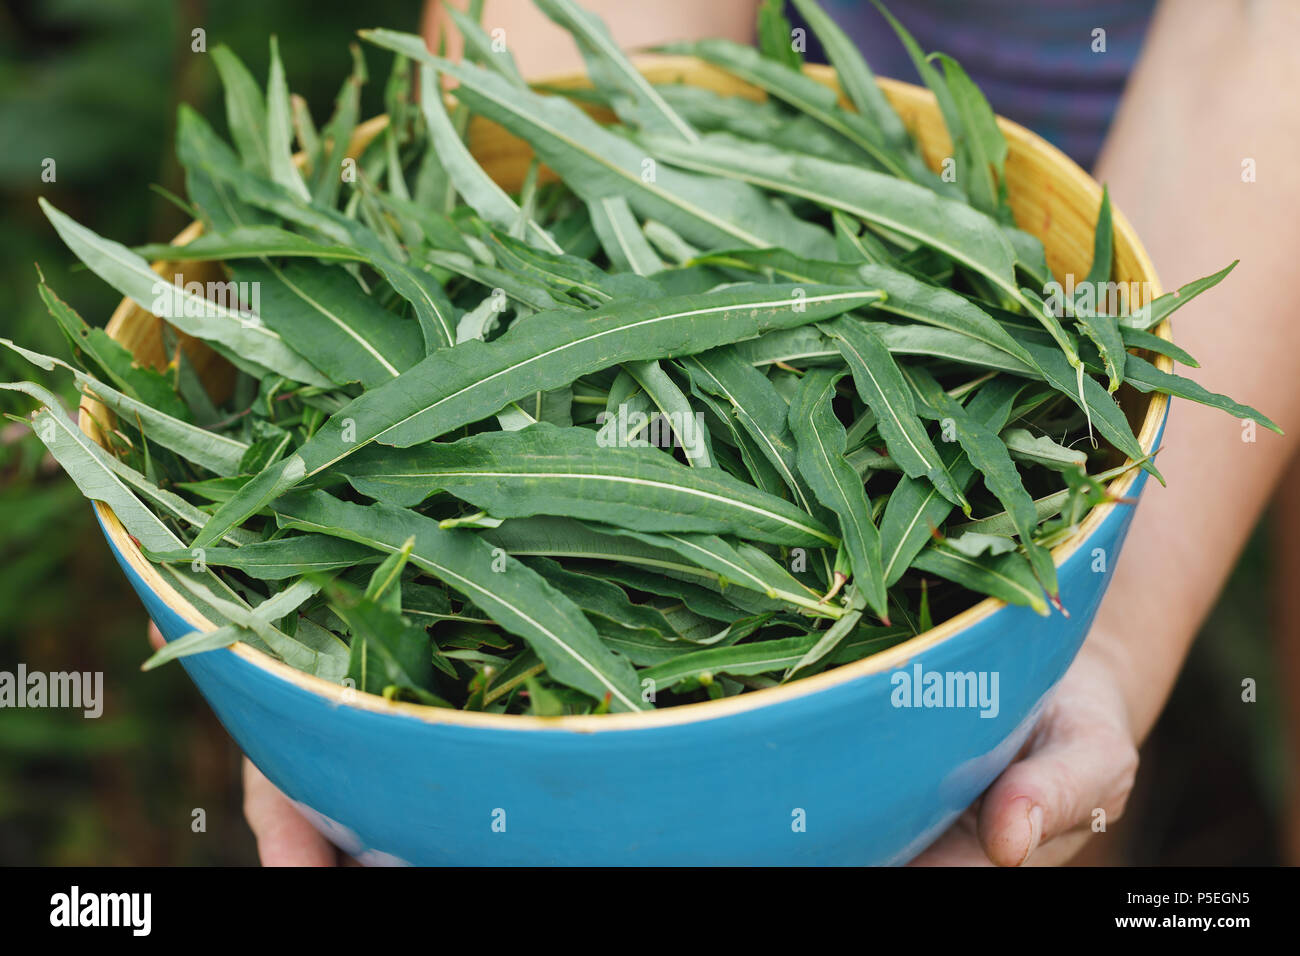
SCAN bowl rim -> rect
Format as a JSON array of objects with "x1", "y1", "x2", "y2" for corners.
[{"x1": 80, "y1": 63, "x2": 1170, "y2": 733}]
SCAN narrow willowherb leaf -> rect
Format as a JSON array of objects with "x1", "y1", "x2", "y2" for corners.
[
  {"x1": 587, "y1": 194, "x2": 664, "y2": 276},
  {"x1": 535, "y1": 0, "x2": 700, "y2": 142},
  {"x1": 132, "y1": 226, "x2": 368, "y2": 264},
  {"x1": 38, "y1": 199, "x2": 330, "y2": 388},
  {"x1": 1000, "y1": 428, "x2": 1088, "y2": 472},
  {"x1": 273, "y1": 491, "x2": 649, "y2": 710},
  {"x1": 904, "y1": 365, "x2": 1058, "y2": 597},
  {"x1": 341, "y1": 422, "x2": 835, "y2": 547},
  {"x1": 678, "y1": 345, "x2": 822, "y2": 515},
  {"x1": 788, "y1": 367, "x2": 888, "y2": 618},
  {"x1": 5, "y1": 386, "x2": 260, "y2": 625},
  {"x1": 876, "y1": 377, "x2": 1020, "y2": 586},
  {"x1": 416, "y1": 64, "x2": 562, "y2": 254},
  {"x1": 659, "y1": 38, "x2": 909, "y2": 180},
  {"x1": 37, "y1": 274, "x2": 191, "y2": 422},
  {"x1": 590, "y1": 525, "x2": 827, "y2": 616},
  {"x1": 1119, "y1": 326, "x2": 1199, "y2": 368},
  {"x1": 623, "y1": 360, "x2": 713, "y2": 467},
  {"x1": 1124, "y1": 354, "x2": 1282, "y2": 434},
  {"x1": 648, "y1": 132, "x2": 1082, "y2": 370},
  {"x1": 231, "y1": 261, "x2": 425, "y2": 388},
  {"x1": 912, "y1": 542, "x2": 1049, "y2": 616},
  {"x1": 211, "y1": 45, "x2": 271, "y2": 176},
  {"x1": 640, "y1": 633, "x2": 823, "y2": 691},
  {"x1": 932, "y1": 53, "x2": 1009, "y2": 221},
  {"x1": 361, "y1": 31, "x2": 836, "y2": 258},
  {"x1": 2, "y1": 340, "x2": 251, "y2": 476},
  {"x1": 787, "y1": 0, "x2": 915, "y2": 161},
  {"x1": 691, "y1": 247, "x2": 1042, "y2": 376},
  {"x1": 949, "y1": 459, "x2": 1143, "y2": 537},
  {"x1": 1120, "y1": 261, "x2": 1238, "y2": 331},
  {"x1": 149, "y1": 536, "x2": 381, "y2": 580},
  {"x1": 265, "y1": 36, "x2": 312, "y2": 201},
  {"x1": 786, "y1": 590, "x2": 868, "y2": 676},
  {"x1": 819, "y1": 316, "x2": 968, "y2": 512},
  {"x1": 1072, "y1": 186, "x2": 1126, "y2": 391},
  {"x1": 444, "y1": 3, "x2": 526, "y2": 87}
]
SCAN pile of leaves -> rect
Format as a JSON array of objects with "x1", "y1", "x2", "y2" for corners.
[{"x1": 2, "y1": 0, "x2": 1276, "y2": 714}]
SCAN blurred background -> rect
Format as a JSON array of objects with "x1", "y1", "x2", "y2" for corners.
[{"x1": 0, "y1": 0, "x2": 1290, "y2": 865}]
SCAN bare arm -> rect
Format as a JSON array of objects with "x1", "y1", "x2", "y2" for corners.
[
  {"x1": 1091, "y1": 0, "x2": 1300, "y2": 742},
  {"x1": 422, "y1": 0, "x2": 759, "y2": 79}
]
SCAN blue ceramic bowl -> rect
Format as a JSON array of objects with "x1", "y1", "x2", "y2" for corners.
[{"x1": 83, "y1": 67, "x2": 1171, "y2": 864}]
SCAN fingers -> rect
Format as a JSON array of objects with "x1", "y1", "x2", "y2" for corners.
[
  {"x1": 977, "y1": 656, "x2": 1139, "y2": 866},
  {"x1": 242, "y1": 758, "x2": 338, "y2": 867},
  {"x1": 147, "y1": 622, "x2": 165, "y2": 652}
]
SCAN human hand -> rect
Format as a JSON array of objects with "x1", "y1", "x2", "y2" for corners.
[
  {"x1": 147, "y1": 623, "x2": 340, "y2": 866},
  {"x1": 909, "y1": 637, "x2": 1139, "y2": 866}
]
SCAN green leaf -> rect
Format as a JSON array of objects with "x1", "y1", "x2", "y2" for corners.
[
  {"x1": 313, "y1": 43, "x2": 366, "y2": 209},
  {"x1": 786, "y1": 590, "x2": 868, "y2": 676},
  {"x1": 2, "y1": 340, "x2": 251, "y2": 476},
  {"x1": 788, "y1": 0, "x2": 913, "y2": 158},
  {"x1": 444, "y1": 3, "x2": 526, "y2": 86},
  {"x1": 38, "y1": 199, "x2": 330, "y2": 388},
  {"x1": 933, "y1": 53, "x2": 1009, "y2": 221},
  {"x1": 660, "y1": 38, "x2": 908, "y2": 179},
  {"x1": 757, "y1": 0, "x2": 802, "y2": 70},
  {"x1": 1119, "y1": 326, "x2": 1199, "y2": 368},
  {"x1": 904, "y1": 365, "x2": 1057, "y2": 597},
  {"x1": 788, "y1": 367, "x2": 887, "y2": 617},
  {"x1": 1124, "y1": 354, "x2": 1282, "y2": 434},
  {"x1": 1121, "y1": 261, "x2": 1238, "y2": 331},
  {"x1": 133, "y1": 225, "x2": 368, "y2": 263},
  {"x1": 912, "y1": 542, "x2": 1049, "y2": 616},
  {"x1": 679, "y1": 345, "x2": 820, "y2": 514},
  {"x1": 640, "y1": 634, "x2": 822, "y2": 691},
  {"x1": 327, "y1": 577, "x2": 438, "y2": 701},
  {"x1": 38, "y1": 274, "x2": 191, "y2": 422},
  {"x1": 273, "y1": 491, "x2": 649, "y2": 710},
  {"x1": 231, "y1": 261, "x2": 425, "y2": 388},
  {"x1": 535, "y1": 0, "x2": 700, "y2": 142},
  {"x1": 150, "y1": 536, "x2": 380, "y2": 580},
  {"x1": 265, "y1": 36, "x2": 312, "y2": 201},
  {"x1": 877, "y1": 377, "x2": 1020, "y2": 585},
  {"x1": 360, "y1": 32, "x2": 836, "y2": 258},
  {"x1": 1073, "y1": 187, "x2": 1126, "y2": 390},
  {"x1": 648, "y1": 131, "x2": 1080, "y2": 366},
  {"x1": 1000, "y1": 427, "x2": 1087, "y2": 471},
  {"x1": 1022, "y1": 339, "x2": 1155, "y2": 478},
  {"x1": 342, "y1": 422, "x2": 835, "y2": 547},
  {"x1": 415, "y1": 64, "x2": 563, "y2": 254},
  {"x1": 191, "y1": 283, "x2": 879, "y2": 548},
  {"x1": 587, "y1": 194, "x2": 663, "y2": 276},
  {"x1": 819, "y1": 316, "x2": 968, "y2": 512},
  {"x1": 211, "y1": 45, "x2": 271, "y2": 176}
]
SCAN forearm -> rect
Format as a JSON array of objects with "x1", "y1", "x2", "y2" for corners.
[
  {"x1": 423, "y1": 0, "x2": 758, "y2": 78},
  {"x1": 1090, "y1": 0, "x2": 1300, "y2": 741}
]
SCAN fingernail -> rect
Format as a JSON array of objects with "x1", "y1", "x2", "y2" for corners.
[{"x1": 1019, "y1": 802, "x2": 1044, "y2": 866}]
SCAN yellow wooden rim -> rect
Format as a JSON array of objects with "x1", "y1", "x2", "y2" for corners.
[{"x1": 79, "y1": 61, "x2": 1170, "y2": 733}]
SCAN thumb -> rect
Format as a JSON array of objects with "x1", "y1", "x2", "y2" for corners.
[{"x1": 977, "y1": 678, "x2": 1138, "y2": 866}]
